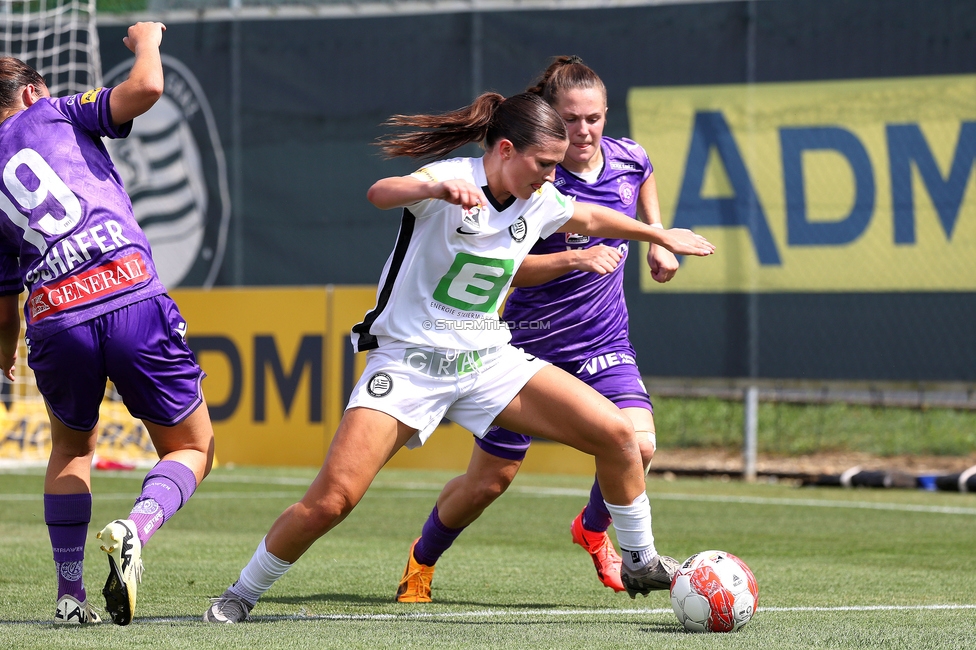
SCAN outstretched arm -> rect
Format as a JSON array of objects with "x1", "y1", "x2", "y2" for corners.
[
  {"x1": 367, "y1": 176, "x2": 488, "y2": 211},
  {"x1": 511, "y1": 245, "x2": 622, "y2": 287},
  {"x1": 0, "y1": 294, "x2": 20, "y2": 382},
  {"x1": 560, "y1": 201, "x2": 715, "y2": 257},
  {"x1": 637, "y1": 173, "x2": 680, "y2": 283},
  {"x1": 109, "y1": 22, "x2": 166, "y2": 127}
]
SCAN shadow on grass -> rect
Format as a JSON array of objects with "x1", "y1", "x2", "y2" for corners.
[
  {"x1": 262, "y1": 593, "x2": 394, "y2": 606},
  {"x1": 262, "y1": 593, "x2": 584, "y2": 609}
]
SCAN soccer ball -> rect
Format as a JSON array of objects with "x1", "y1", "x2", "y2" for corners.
[{"x1": 669, "y1": 550, "x2": 758, "y2": 632}]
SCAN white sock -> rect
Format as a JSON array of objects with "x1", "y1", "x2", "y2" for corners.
[
  {"x1": 604, "y1": 492, "x2": 657, "y2": 570},
  {"x1": 229, "y1": 537, "x2": 292, "y2": 605}
]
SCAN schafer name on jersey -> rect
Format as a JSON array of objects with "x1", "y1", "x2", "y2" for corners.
[{"x1": 24, "y1": 219, "x2": 133, "y2": 284}]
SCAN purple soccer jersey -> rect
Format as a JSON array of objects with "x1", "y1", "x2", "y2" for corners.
[
  {"x1": 0, "y1": 87, "x2": 165, "y2": 340},
  {"x1": 502, "y1": 136, "x2": 652, "y2": 363}
]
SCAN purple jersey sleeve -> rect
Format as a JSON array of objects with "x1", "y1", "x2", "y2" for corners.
[
  {"x1": 53, "y1": 87, "x2": 132, "y2": 140},
  {"x1": 502, "y1": 137, "x2": 652, "y2": 363}
]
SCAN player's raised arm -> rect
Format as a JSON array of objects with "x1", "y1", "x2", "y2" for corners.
[
  {"x1": 109, "y1": 22, "x2": 166, "y2": 127},
  {"x1": 637, "y1": 172, "x2": 680, "y2": 283},
  {"x1": 367, "y1": 176, "x2": 488, "y2": 210},
  {"x1": 561, "y1": 201, "x2": 715, "y2": 257}
]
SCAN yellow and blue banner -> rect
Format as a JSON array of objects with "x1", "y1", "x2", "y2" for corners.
[{"x1": 629, "y1": 75, "x2": 976, "y2": 292}]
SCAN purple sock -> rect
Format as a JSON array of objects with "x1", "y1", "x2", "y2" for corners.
[
  {"x1": 581, "y1": 475, "x2": 613, "y2": 533},
  {"x1": 413, "y1": 506, "x2": 465, "y2": 566},
  {"x1": 45, "y1": 493, "x2": 91, "y2": 601},
  {"x1": 128, "y1": 460, "x2": 198, "y2": 546}
]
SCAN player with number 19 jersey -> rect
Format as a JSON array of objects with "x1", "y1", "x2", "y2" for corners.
[
  {"x1": 352, "y1": 156, "x2": 575, "y2": 353},
  {"x1": 0, "y1": 87, "x2": 164, "y2": 340}
]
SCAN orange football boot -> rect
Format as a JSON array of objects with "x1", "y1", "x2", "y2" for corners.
[
  {"x1": 570, "y1": 508, "x2": 626, "y2": 592},
  {"x1": 395, "y1": 538, "x2": 435, "y2": 603}
]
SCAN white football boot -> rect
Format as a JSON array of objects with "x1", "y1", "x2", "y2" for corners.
[
  {"x1": 96, "y1": 519, "x2": 143, "y2": 626},
  {"x1": 54, "y1": 594, "x2": 102, "y2": 625}
]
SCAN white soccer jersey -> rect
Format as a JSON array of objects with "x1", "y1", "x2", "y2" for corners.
[{"x1": 352, "y1": 156, "x2": 575, "y2": 352}]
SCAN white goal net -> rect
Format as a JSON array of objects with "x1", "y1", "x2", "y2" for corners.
[{"x1": 0, "y1": 0, "x2": 101, "y2": 97}]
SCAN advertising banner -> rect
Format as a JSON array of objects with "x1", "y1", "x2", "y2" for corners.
[
  {"x1": 172, "y1": 287, "x2": 329, "y2": 466},
  {"x1": 629, "y1": 75, "x2": 976, "y2": 292}
]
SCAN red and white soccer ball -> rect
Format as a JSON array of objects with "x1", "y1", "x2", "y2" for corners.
[{"x1": 669, "y1": 550, "x2": 758, "y2": 632}]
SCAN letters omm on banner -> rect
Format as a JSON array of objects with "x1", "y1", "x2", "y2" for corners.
[{"x1": 629, "y1": 74, "x2": 976, "y2": 293}]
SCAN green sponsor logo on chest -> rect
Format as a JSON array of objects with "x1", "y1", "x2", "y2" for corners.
[{"x1": 433, "y1": 252, "x2": 514, "y2": 313}]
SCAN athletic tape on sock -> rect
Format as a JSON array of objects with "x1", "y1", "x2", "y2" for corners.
[
  {"x1": 604, "y1": 492, "x2": 655, "y2": 554},
  {"x1": 233, "y1": 537, "x2": 292, "y2": 604}
]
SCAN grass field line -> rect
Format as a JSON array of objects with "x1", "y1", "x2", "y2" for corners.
[
  {"x1": 3, "y1": 602, "x2": 976, "y2": 626},
  {"x1": 3, "y1": 475, "x2": 976, "y2": 515},
  {"x1": 106, "y1": 603, "x2": 976, "y2": 625},
  {"x1": 385, "y1": 482, "x2": 976, "y2": 516}
]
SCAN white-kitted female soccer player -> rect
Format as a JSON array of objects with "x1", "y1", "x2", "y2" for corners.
[
  {"x1": 203, "y1": 91, "x2": 714, "y2": 623},
  {"x1": 395, "y1": 55, "x2": 679, "y2": 603}
]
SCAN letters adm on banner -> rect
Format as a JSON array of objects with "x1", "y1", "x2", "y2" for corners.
[{"x1": 628, "y1": 74, "x2": 976, "y2": 292}]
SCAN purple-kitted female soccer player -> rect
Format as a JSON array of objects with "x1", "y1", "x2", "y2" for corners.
[
  {"x1": 396, "y1": 56, "x2": 678, "y2": 602},
  {"x1": 0, "y1": 22, "x2": 214, "y2": 626}
]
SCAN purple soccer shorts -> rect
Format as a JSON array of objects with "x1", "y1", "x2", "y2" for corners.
[
  {"x1": 29, "y1": 294, "x2": 204, "y2": 431},
  {"x1": 476, "y1": 350, "x2": 653, "y2": 461}
]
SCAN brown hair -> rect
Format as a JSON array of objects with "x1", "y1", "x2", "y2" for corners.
[
  {"x1": 0, "y1": 57, "x2": 45, "y2": 111},
  {"x1": 526, "y1": 55, "x2": 606, "y2": 108},
  {"x1": 376, "y1": 92, "x2": 567, "y2": 160}
]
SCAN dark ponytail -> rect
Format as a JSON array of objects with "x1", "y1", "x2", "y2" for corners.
[
  {"x1": 0, "y1": 57, "x2": 45, "y2": 111},
  {"x1": 526, "y1": 55, "x2": 606, "y2": 107},
  {"x1": 376, "y1": 92, "x2": 566, "y2": 160}
]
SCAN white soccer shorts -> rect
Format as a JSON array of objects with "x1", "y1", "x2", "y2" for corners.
[{"x1": 346, "y1": 343, "x2": 548, "y2": 448}]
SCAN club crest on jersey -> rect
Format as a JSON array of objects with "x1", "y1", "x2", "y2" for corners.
[
  {"x1": 367, "y1": 372, "x2": 393, "y2": 397},
  {"x1": 104, "y1": 55, "x2": 230, "y2": 289},
  {"x1": 461, "y1": 204, "x2": 484, "y2": 229},
  {"x1": 565, "y1": 233, "x2": 589, "y2": 245},
  {"x1": 509, "y1": 216, "x2": 527, "y2": 242},
  {"x1": 618, "y1": 181, "x2": 636, "y2": 206}
]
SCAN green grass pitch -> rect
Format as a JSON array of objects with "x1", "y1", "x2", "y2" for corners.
[{"x1": 2, "y1": 466, "x2": 975, "y2": 649}]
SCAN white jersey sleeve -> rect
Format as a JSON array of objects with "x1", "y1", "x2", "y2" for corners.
[
  {"x1": 537, "y1": 183, "x2": 575, "y2": 239},
  {"x1": 405, "y1": 158, "x2": 469, "y2": 218}
]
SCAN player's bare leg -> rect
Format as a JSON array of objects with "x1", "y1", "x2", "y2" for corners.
[
  {"x1": 495, "y1": 365, "x2": 644, "y2": 504},
  {"x1": 496, "y1": 365, "x2": 673, "y2": 596},
  {"x1": 572, "y1": 407, "x2": 658, "y2": 592},
  {"x1": 144, "y1": 401, "x2": 216, "y2": 485},
  {"x1": 265, "y1": 407, "x2": 416, "y2": 562},
  {"x1": 205, "y1": 407, "x2": 417, "y2": 622},
  {"x1": 436, "y1": 447, "x2": 522, "y2": 529}
]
